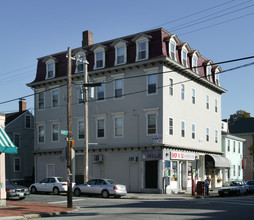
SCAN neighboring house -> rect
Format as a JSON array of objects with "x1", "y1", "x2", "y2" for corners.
[
  {"x1": 221, "y1": 121, "x2": 245, "y2": 184},
  {"x1": 5, "y1": 99, "x2": 34, "y2": 186},
  {"x1": 0, "y1": 113, "x2": 18, "y2": 206},
  {"x1": 228, "y1": 117, "x2": 254, "y2": 180},
  {"x1": 27, "y1": 28, "x2": 227, "y2": 194}
]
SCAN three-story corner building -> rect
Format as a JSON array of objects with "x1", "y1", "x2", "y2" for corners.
[{"x1": 27, "y1": 28, "x2": 227, "y2": 194}]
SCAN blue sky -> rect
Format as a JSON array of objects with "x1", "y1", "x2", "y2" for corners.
[{"x1": 0, "y1": 0, "x2": 254, "y2": 119}]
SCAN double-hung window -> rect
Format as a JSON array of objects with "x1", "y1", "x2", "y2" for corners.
[
  {"x1": 182, "y1": 50, "x2": 187, "y2": 67},
  {"x1": 215, "y1": 99, "x2": 218, "y2": 112},
  {"x1": 52, "y1": 90, "x2": 59, "y2": 108},
  {"x1": 116, "y1": 46, "x2": 125, "y2": 65},
  {"x1": 93, "y1": 47, "x2": 105, "y2": 69},
  {"x1": 97, "y1": 84, "x2": 105, "y2": 100},
  {"x1": 115, "y1": 79, "x2": 123, "y2": 98},
  {"x1": 206, "y1": 95, "x2": 209, "y2": 109},
  {"x1": 78, "y1": 121, "x2": 84, "y2": 139},
  {"x1": 169, "y1": 78, "x2": 173, "y2": 96},
  {"x1": 75, "y1": 53, "x2": 86, "y2": 73},
  {"x1": 192, "y1": 124, "x2": 195, "y2": 139},
  {"x1": 148, "y1": 74, "x2": 157, "y2": 94},
  {"x1": 206, "y1": 128, "x2": 209, "y2": 142},
  {"x1": 228, "y1": 140, "x2": 230, "y2": 151},
  {"x1": 207, "y1": 65, "x2": 212, "y2": 81},
  {"x1": 170, "y1": 42, "x2": 176, "y2": 60},
  {"x1": 52, "y1": 123, "x2": 59, "y2": 142},
  {"x1": 114, "y1": 116, "x2": 123, "y2": 137},
  {"x1": 14, "y1": 133, "x2": 20, "y2": 148},
  {"x1": 96, "y1": 118, "x2": 105, "y2": 138},
  {"x1": 135, "y1": 36, "x2": 149, "y2": 61},
  {"x1": 169, "y1": 118, "x2": 173, "y2": 135},
  {"x1": 45, "y1": 58, "x2": 55, "y2": 79},
  {"x1": 148, "y1": 114, "x2": 156, "y2": 135},
  {"x1": 192, "y1": 88, "x2": 195, "y2": 104},
  {"x1": 25, "y1": 115, "x2": 31, "y2": 128},
  {"x1": 38, "y1": 92, "x2": 45, "y2": 110},
  {"x1": 215, "y1": 130, "x2": 218, "y2": 143},
  {"x1": 181, "y1": 84, "x2": 185, "y2": 100},
  {"x1": 181, "y1": 121, "x2": 185, "y2": 137},
  {"x1": 193, "y1": 56, "x2": 198, "y2": 73},
  {"x1": 14, "y1": 157, "x2": 21, "y2": 172},
  {"x1": 38, "y1": 125, "x2": 45, "y2": 143}
]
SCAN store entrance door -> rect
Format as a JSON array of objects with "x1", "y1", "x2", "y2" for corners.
[{"x1": 145, "y1": 160, "x2": 158, "y2": 188}]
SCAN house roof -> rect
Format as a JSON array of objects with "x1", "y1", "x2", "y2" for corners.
[
  {"x1": 228, "y1": 118, "x2": 254, "y2": 134},
  {"x1": 5, "y1": 110, "x2": 27, "y2": 126}
]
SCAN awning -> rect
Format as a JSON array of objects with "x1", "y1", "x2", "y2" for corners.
[
  {"x1": 0, "y1": 126, "x2": 18, "y2": 154},
  {"x1": 205, "y1": 154, "x2": 231, "y2": 168}
]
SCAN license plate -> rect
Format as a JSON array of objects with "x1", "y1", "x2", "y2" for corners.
[
  {"x1": 224, "y1": 191, "x2": 228, "y2": 194},
  {"x1": 19, "y1": 193, "x2": 24, "y2": 197}
]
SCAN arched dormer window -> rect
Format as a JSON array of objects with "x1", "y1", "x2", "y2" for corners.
[
  {"x1": 170, "y1": 39, "x2": 176, "y2": 61},
  {"x1": 74, "y1": 50, "x2": 86, "y2": 73},
  {"x1": 190, "y1": 50, "x2": 200, "y2": 74},
  {"x1": 44, "y1": 57, "x2": 56, "y2": 80},
  {"x1": 181, "y1": 44, "x2": 190, "y2": 68},
  {"x1": 206, "y1": 61, "x2": 212, "y2": 81},
  {"x1": 91, "y1": 45, "x2": 106, "y2": 70},
  {"x1": 111, "y1": 40, "x2": 127, "y2": 66},
  {"x1": 214, "y1": 66, "x2": 221, "y2": 86},
  {"x1": 132, "y1": 34, "x2": 151, "y2": 62}
]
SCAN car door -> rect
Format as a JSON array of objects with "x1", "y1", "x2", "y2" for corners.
[
  {"x1": 38, "y1": 178, "x2": 49, "y2": 192},
  {"x1": 83, "y1": 179, "x2": 97, "y2": 194},
  {"x1": 46, "y1": 178, "x2": 56, "y2": 192},
  {"x1": 95, "y1": 179, "x2": 107, "y2": 194}
]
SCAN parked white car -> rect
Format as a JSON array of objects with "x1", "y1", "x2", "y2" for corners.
[
  {"x1": 30, "y1": 177, "x2": 76, "y2": 195},
  {"x1": 73, "y1": 178, "x2": 127, "y2": 198},
  {"x1": 218, "y1": 180, "x2": 249, "y2": 196}
]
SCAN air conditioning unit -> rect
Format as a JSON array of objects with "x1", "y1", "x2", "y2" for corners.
[
  {"x1": 129, "y1": 156, "x2": 138, "y2": 162},
  {"x1": 94, "y1": 155, "x2": 103, "y2": 163}
]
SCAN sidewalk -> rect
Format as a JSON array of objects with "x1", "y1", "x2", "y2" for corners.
[{"x1": 0, "y1": 190, "x2": 218, "y2": 220}]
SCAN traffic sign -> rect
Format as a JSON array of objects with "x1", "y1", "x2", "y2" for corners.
[{"x1": 61, "y1": 130, "x2": 68, "y2": 135}]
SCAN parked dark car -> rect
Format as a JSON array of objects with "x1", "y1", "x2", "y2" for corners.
[
  {"x1": 6, "y1": 180, "x2": 30, "y2": 200},
  {"x1": 246, "y1": 180, "x2": 254, "y2": 193},
  {"x1": 218, "y1": 180, "x2": 249, "y2": 196}
]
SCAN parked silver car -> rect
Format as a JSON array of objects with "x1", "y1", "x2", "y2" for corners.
[
  {"x1": 6, "y1": 180, "x2": 30, "y2": 200},
  {"x1": 73, "y1": 178, "x2": 127, "y2": 198},
  {"x1": 30, "y1": 177, "x2": 76, "y2": 195},
  {"x1": 218, "y1": 180, "x2": 249, "y2": 196}
]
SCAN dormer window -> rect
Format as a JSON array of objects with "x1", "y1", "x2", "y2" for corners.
[
  {"x1": 215, "y1": 68, "x2": 220, "y2": 86},
  {"x1": 135, "y1": 37, "x2": 149, "y2": 61},
  {"x1": 75, "y1": 51, "x2": 86, "y2": 73},
  {"x1": 170, "y1": 41, "x2": 176, "y2": 60},
  {"x1": 182, "y1": 50, "x2": 188, "y2": 67},
  {"x1": 93, "y1": 46, "x2": 105, "y2": 70},
  {"x1": 193, "y1": 55, "x2": 198, "y2": 73},
  {"x1": 207, "y1": 65, "x2": 212, "y2": 81},
  {"x1": 45, "y1": 58, "x2": 55, "y2": 79},
  {"x1": 112, "y1": 41, "x2": 127, "y2": 66}
]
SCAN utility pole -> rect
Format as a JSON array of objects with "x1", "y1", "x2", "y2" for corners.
[
  {"x1": 84, "y1": 60, "x2": 89, "y2": 183},
  {"x1": 66, "y1": 47, "x2": 73, "y2": 208}
]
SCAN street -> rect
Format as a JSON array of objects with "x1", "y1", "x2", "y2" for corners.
[{"x1": 19, "y1": 193, "x2": 254, "y2": 219}]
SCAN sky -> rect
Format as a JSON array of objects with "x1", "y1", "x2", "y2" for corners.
[{"x1": 0, "y1": 0, "x2": 254, "y2": 119}]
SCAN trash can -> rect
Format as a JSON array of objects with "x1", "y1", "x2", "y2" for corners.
[{"x1": 197, "y1": 181, "x2": 204, "y2": 196}]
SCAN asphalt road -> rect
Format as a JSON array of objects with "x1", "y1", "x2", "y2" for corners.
[{"x1": 22, "y1": 193, "x2": 254, "y2": 219}]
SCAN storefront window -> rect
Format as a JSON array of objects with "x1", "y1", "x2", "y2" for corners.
[{"x1": 171, "y1": 161, "x2": 178, "y2": 181}]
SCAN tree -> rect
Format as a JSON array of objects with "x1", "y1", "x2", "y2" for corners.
[{"x1": 232, "y1": 110, "x2": 251, "y2": 120}]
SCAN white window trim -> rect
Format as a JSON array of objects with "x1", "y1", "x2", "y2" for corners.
[
  {"x1": 75, "y1": 51, "x2": 86, "y2": 73},
  {"x1": 192, "y1": 88, "x2": 196, "y2": 104},
  {"x1": 206, "y1": 128, "x2": 210, "y2": 142},
  {"x1": 182, "y1": 47, "x2": 188, "y2": 68},
  {"x1": 215, "y1": 99, "x2": 218, "y2": 112},
  {"x1": 145, "y1": 67, "x2": 159, "y2": 96},
  {"x1": 25, "y1": 114, "x2": 31, "y2": 129},
  {"x1": 45, "y1": 58, "x2": 56, "y2": 79},
  {"x1": 181, "y1": 121, "x2": 185, "y2": 138},
  {"x1": 51, "y1": 89, "x2": 60, "y2": 108},
  {"x1": 14, "y1": 157, "x2": 21, "y2": 172},
  {"x1": 112, "y1": 112, "x2": 124, "y2": 138},
  {"x1": 169, "y1": 78, "x2": 174, "y2": 96},
  {"x1": 192, "y1": 123, "x2": 195, "y2": 139},
  {"x1": 207, "y1": 63, "x2": 212, "y2": 81},
  {"x1": 37, "y1": 90, "x2": 45, "y2": 111},
  {"x1": 144, "y1": 108, "x2": 159, "y2": 136},
  {"x1": 95, "y1": 116, "x2": 106, "y2": 139},
  {"x1": 51, "y1": 122, "x2": 60, "y2": 142},
  {"x1": 37, "y1": 123, "x2": 45, "y2": 144},
  {"x1": 112, "y1": 73, "x2": 124, "y2": 100},
  {"x1": 135, "y1": 36, "x2": 149, "y2": 61},
  {"x1": 181, "y1": 84, "x2": 185, "y2": 100},
  {"x1": 94, "y1": 77, "x2": 106, "y2": 102},
  {"x1": 169, "y1": 39, "x2": 176, "y2": 61},
  {"x1": 215, "y1": 69, "x2": 220, "y2": 85},
  {"x1": 93, "y1": 47, "x2": 105, "y2": 70},
  {"x1": 206, "y1": 95, "x2": 209, "y2": 109},
  {"x1": 192, "y1": 54, "x2": 198, "y2": 74},
  {"x1": 169, "y1": 117, "x2": 174, "y2": 135},
  {"x1": 114, "y1": 42, "x2": 127, "y2": 66}
]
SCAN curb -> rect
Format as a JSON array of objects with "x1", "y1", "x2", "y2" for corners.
[{"x1": 0, "y1": 206, "x2": 80, "y2": 220}]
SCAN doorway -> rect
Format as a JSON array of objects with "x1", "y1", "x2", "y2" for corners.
[{"x1": 145, "y1": 160, "x2": 158, "y2": 188}]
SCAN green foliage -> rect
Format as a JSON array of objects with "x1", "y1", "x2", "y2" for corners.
[{"x1": 233, "y1": 110, "x2": 251, "y2": 120}]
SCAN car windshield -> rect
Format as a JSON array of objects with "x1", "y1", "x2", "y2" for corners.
[
  {"x1": 223, "y1": 181, "x2": 239, "y2": 187},
  {"x1": 57, "y1": 177, "x2": 67, "y2": 182},
  {"x1": 107, "y1": 179, "x2": 118, "y2": 185}
]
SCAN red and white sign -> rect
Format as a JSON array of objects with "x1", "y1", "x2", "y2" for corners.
[{"x1": 171, "y1": 151, "x2": 195, "y2": 161}]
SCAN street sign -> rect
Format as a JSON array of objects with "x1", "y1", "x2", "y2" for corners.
[{"x1": 61, "y1": 130, "x2": 68, "y2": 135}]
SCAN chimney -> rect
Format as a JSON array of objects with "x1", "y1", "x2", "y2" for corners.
[
  {"x1": 19, "y1": 99, "x2": 26, "y2": 112},
  {"x1": 82, "y1": 30, "x2": 93, "y2": 47}
]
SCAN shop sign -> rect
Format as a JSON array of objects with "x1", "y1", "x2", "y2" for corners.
[
  {"x1": 171, "y1": 151, "x2": 195, "y2": 161},
  {"x1": 142, "y1": 150, "x2": 162, "y2": 160},
  {"x1": 153, "y1": 134, "x2": 163, "y2": 144}
]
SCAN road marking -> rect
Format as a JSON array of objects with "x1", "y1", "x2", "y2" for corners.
[
  {"x1": 212, "y1": 201, "x2": 254, "y2": 206},
  {"x1": 48, "y1": 198, "x2": 86, "y2": 204}
]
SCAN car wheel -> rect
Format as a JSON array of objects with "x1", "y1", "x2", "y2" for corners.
[
  {"x1": 101, "y1": 190, "x2": 109, "y2": 198},
  {"x1": 53, "y1": 187, "x2": 60, "y2": 195},
  {"x1": 31, "y1": 186, "x2": 37, "y2": 194},
  {"x1": 74, "y1": 188, "x2": 81, "y2": 197}
]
